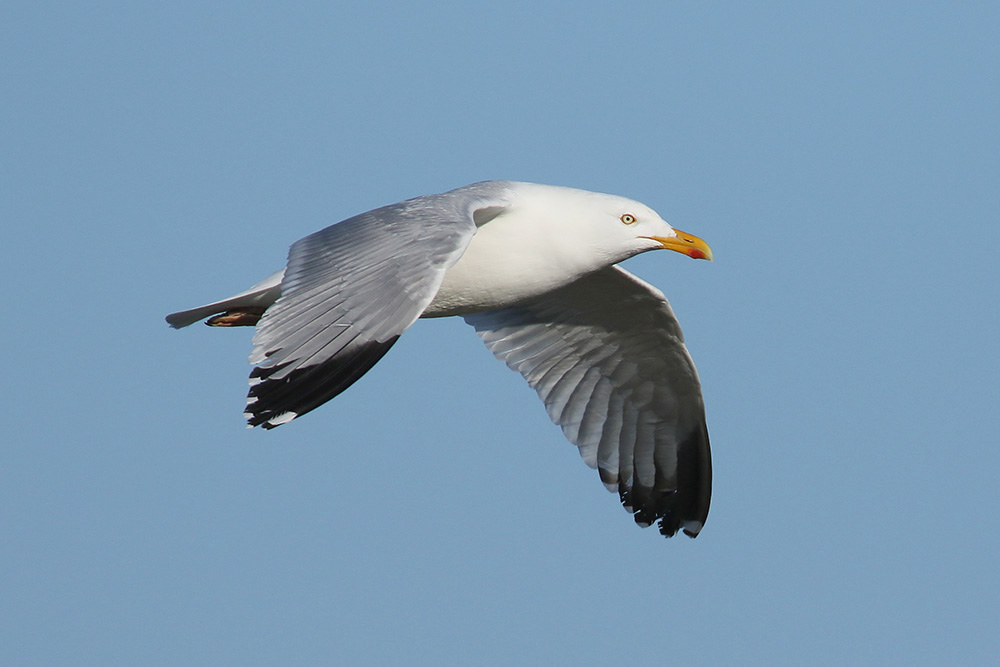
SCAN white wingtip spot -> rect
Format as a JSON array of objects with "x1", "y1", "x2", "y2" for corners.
[
  {"x1": 267, "y1": 411, "x2": 298, "y2": 427},
  {"x1": 683, "y1": 520, "x2": 703, "y2": 535}
]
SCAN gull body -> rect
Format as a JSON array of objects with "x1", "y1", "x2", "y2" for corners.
[
  {"x1": 425, "y1": 183, "x2": 672, "y2": 316},
  {"x1": 167, "y1": 181, "x2": 714, "y2": 538}
]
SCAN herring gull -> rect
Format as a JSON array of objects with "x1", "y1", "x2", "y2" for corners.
[{"x1": 166, "y1": 181, "x2": 713, "y2": 538}]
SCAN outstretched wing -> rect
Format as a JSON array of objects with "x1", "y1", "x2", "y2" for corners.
[
  {"x1": 246, "y1": 190, "x2": 496, "y2": 429},
  {"x1": 464, "y1": 266, "x2": 711, "y2": 537}
]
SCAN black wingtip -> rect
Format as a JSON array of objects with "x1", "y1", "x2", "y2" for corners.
[
  {"x1": 243, "y1": 336, "x2": 400, "y2": 429},
  {"x1": 616, "y1": 423, "x2": 712, "y2": 539}
]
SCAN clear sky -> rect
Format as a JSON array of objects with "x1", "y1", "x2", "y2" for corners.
[{"x1": 3, "y1": 2, "x2": 998, "y2": 664}]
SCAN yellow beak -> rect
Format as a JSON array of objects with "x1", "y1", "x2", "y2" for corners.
[{"x1": 647, "y1": 228, "x2": 713, "y2": 261}]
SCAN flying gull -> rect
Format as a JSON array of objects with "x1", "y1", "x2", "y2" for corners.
[{"x1": 167, "y1": 181, "x2": 714, "y2": 538}]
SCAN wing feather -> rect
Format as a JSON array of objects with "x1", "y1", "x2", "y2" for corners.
[
  {"x1": 465, "y1": 265, "x2": 711, "y2": 537},
  {"x1": 246, "y1": 186, "x2": 508, "y2": 428}
]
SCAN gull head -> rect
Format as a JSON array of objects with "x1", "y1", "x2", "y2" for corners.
[
  {"x1": 604, "y1": 198, "x2": 713, "y2": 262},
  {"x1": 512, "y1": 183, "x2": 713, "y2": 265}
]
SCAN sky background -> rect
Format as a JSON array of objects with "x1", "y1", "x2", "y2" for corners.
[{"x1": 3, "y1": 2, "x2": 998, "y2": 664}]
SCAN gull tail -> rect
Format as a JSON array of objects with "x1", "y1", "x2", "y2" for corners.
[{"x1": 165, "y1": 269, "x2": 285, "y2": 329}]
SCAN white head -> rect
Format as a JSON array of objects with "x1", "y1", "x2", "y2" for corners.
[{"x1": 509, "y1": 182, "x2": 713, "y2": 266}]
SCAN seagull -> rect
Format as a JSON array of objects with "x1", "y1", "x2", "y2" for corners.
[{"x1": 167, "y1": 181, "x2": 714, "y2": 538}]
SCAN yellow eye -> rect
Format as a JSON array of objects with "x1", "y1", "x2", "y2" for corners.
[{"x1": 620, "y1": 213, "x2": 637, "y2": 225}]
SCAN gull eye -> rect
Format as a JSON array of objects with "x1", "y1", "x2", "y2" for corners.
[{"x1": 620, "y1": 213, "x2": 637, "y2": 225}]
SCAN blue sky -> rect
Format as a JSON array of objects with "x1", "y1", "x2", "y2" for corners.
[{"x1": 3, "y1": 2, "x2": 998, "y2": 664}]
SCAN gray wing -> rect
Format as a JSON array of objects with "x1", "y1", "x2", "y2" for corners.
[
  {"x1": 464, "y1": 265, "x2": 711, "y2": 537},
  {"x1": 246, "y1": 188, "x2": 500, "y2": 428}
]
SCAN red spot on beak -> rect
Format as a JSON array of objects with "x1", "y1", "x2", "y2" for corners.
[{"x1": 687, "y1": 248, "x2": 706, "y2": 260}]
